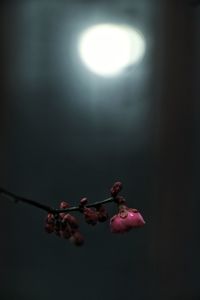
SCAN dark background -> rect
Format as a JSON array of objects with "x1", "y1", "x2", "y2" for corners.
[{"x1": 0, "y1": 0, "x2": 200, "y2": 299}]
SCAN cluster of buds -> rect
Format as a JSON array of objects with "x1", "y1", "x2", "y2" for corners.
[
  {"x1": 45, "y1": 201, "x2": 84, "y2": 246},
  {"x1": 44, "y1": 181, "x2": 145, "y2": 247},
  {"x1": 79, "y1": 197, "x2": 109, "y2": 225}
]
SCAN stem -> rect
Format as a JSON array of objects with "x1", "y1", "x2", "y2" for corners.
[
  {"x1": 0, "y1": 187, "x2": 115, "y2": 214},
  {"x1": 0, "y1": 188, "x2": 53, "y2": 212}
]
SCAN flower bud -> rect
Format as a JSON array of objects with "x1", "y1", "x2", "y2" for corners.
[
  {"x1": 110, "y1": 181, "x2": 123, "y2": 197},
  {"x1": 96, "y1": 205, "x2": 109, "y2": 222},
  {"x1": 83, "y1": 208, "x2": 98, "y2": 225},
  {"x1": 80, "y1": 197, "x2": 88, "y2": 206},
  {"x1": 70, "y1": 231, "x2": 84, "y2": 246},
  {"x1": 59, "y1": 212, "x2": 66, "y2": 219},
  {"x1": 60, "y1": 201, "x2": 70, "y2": 209},
  {"x1": 45, "y1": 223, "x2": 54, "y2": 234},
  {"x1": 63, "y1": 214, "x2": 79, "y2": 229},
  {"x1": 114, "y1": 196, "x2": 126, "y2": 205},
  {"x1": 46, "y1": 213, "x2": 55, "y2": 224}
]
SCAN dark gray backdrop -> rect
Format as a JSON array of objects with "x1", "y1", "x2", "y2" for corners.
[{"x1": 0, "y1": 1, "x2": 200, "y2": 300}]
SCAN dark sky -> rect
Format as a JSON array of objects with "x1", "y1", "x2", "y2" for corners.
[{"x1": 0, "y1": 1, "x2": 200, "y2": 300}]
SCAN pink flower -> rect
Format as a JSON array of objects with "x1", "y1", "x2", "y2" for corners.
[{"x1": 110, "y1": 205, "x2": 145, "y2": 233}]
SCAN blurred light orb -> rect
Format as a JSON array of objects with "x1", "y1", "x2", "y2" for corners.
[{"x1": 78, "y1": 23, "x2": 145, "y2": 77}]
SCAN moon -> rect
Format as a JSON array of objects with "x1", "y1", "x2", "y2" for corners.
[{"x1": 78, "y1": 23, "x2": 145, "y2": 77}]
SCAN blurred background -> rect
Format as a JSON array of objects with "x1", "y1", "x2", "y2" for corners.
[{"x1": 0, "y1": 0, "x2": 200, "y2": 299}]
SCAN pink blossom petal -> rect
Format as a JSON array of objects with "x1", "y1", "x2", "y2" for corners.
[
  {"x1": 125, "y1": 210, "x2": 145, "y2": 228},
  {"x1": 110, "y1": 206, "x2": 145, "y2": 233},
  {"x1": 110, "y1": 215, "x2": 128, "y2": 233}
]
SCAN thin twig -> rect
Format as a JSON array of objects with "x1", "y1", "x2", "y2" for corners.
[{"x1": 0, "y1": 187, "x2": 114, "y2": 214}]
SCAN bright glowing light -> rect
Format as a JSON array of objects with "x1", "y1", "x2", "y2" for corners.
[{"x1": 78, "y1": 23, "x2": 145, "y2": 77}]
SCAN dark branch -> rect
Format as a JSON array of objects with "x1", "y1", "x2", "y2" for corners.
[
  {"x1": 0, "y1": 187, "x2": 114, "y2": 214},
  {"x1": 0, "y1": 188, "x2": 53, "y2": 212},
  {"x1": 54, "y1": 197, "x2": 114, "y2": 214}
]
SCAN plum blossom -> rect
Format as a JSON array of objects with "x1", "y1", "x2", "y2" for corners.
[{"x1": 110, "y1": 205, "x2": 145, "y2": 233}]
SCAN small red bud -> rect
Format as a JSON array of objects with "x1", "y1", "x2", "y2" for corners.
[
  {"x1": 59, "y1": 212, "x2": 66, "y2": 219},
  {"x1": 80, "y1": 197, "x2": 88, "y2": 206},
  {"x1": 63, "y1": 214, "x2": 79, "y2": 229},
  {"x1": 60, "y1": 227, "x2": 72, "y2": 239},
  {"x1": 110, "y1": 181, "x2": 123, "y2": 197},
  {"x1": 83, "y1": 208, "x2": 98, "y2": 225},
  {"x1": 110, "y1": 206, "x2": 145, "y2": 233},
  {"x1": 46, "y1": 213, "x2": 55, "y2": 224},
  {"x1": 96, "y1": 205, "x2": 109, "y2": 222},
  {"x1": 45, "y1": 223, "x2": 54, "y2": 234},
  {"x1": 60, "y1": 201, "x2": 70, "y2": 209},
  {"x1": 70, "y1": 231, "x2": 84, "y2": 246},
  {"x1": 115, "y1": 196, "x2": 126, "y2": 205}
]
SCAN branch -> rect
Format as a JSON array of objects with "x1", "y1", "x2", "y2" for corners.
[
  {"x1": 0, "y1": 187, "x2": 114, "y2": 214},
  {"x1": 0, "y1": 182, "x2": 146, "y2": 246}
]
